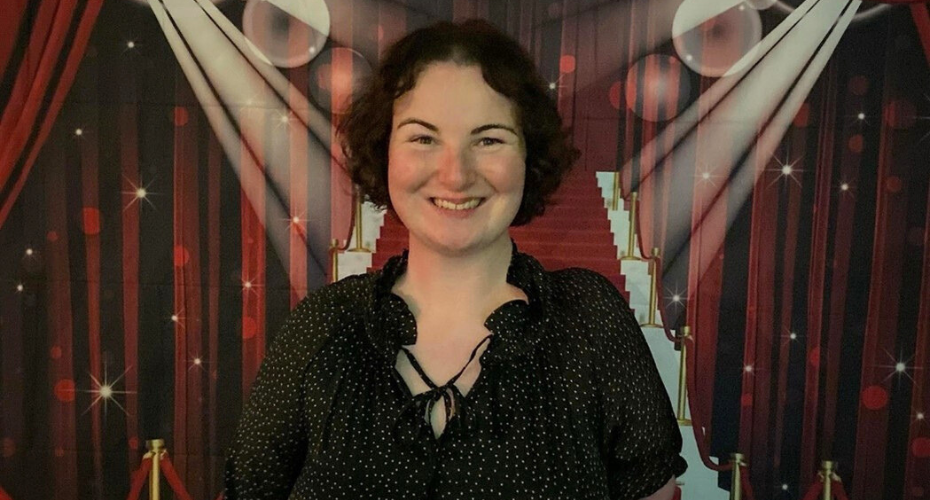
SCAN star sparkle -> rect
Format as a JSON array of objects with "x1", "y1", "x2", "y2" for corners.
[
  {"x1": 188, "y1": 354, "x2": 208, "y2": 372},
  {"x1": 664, "y1": 283, "x2": 687, "y2": 311},
  {"x1": 877, "y1": 348, "x2": 922, "y2": 384},
  {"x1": 767, "y1": 154, "x2": 804, "y2": 189},
  {"x1": 545, "y1": 74, "x2": 566, "y2": 93},
  {"x1": 122, "y1": 174, "x2": 157, "y2": 211},
  {"x1": 81, "y1": 361, "x2": 135, "y2": 418},
  {"x1": 695, "y1": 164, "x2": 719, "y2": 188}
]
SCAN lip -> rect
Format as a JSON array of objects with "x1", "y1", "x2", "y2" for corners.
[
  {"x1": 429, "y1": 197, "x2": 485, "y2": 217},
  {"x1": 430, "y1": 196, "x2": 485, "y2": 204}
]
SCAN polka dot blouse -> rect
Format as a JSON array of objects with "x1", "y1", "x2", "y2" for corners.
[{"x1": 224, "y1": 238, "x2": 687, "y2": 499}]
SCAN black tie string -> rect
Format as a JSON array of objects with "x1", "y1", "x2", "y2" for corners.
[{"x1": 395, "y1": 334, "x2": 493, "y2": 439}]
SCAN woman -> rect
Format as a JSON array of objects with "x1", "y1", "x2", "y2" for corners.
[{"x1": 225, "y1": 19, "x2": 686, "y2": 500}]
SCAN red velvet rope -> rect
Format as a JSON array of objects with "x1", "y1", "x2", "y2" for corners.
[
  {"x1": 739, "y1": 466, "x2": 756, "y2": 500},
  {"x1": 649, "y1": 254, "x2": 683, "y2": 343},
  {"x1": 799, "y1": 475, "x2": 850, "y2": 500},
  {"x1": 801, "y1": 479, "x2": 824, "y2": 500},
  {"x1": 123, "y1": 452, "x2": 193, "y2": 500},
  {"x1": 684, "y1": 331, "x2": 732, "y2": 472},
  {"x1": 625, "y1": 188, "x2": 733, "y2": 473},
  {"x1": 125, "y1": 456, "x2": 153, "y2": 500},
  {"x1": 159, "y1": 455, "x2": 195, "y2": 500},
  {"x1": 832, "y1": 480, "x2": 850, "y2": 500}
]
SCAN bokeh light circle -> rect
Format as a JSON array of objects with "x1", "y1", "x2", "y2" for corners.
[
  {"x1": 308, "y1": 47, "x2": 372, "y2": 114},
  {"x1": 624, "y1": 55, "x2": 691, "y2": 122},
  {"x1": 861, "y1": 385, "x2": 889, "y2": 410},
  {"x1": 673, "y1": 2, "x2": 762, "y2": 77},
  {"x1": 243, "y1": 0, "x2": 330, "y2": 69}
]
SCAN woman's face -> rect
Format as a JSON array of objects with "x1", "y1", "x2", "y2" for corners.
[{"x1": 387, "y1": 61, "x2": 526, "y2": 256}]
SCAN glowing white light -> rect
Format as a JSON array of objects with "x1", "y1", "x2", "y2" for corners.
[
  {"x1": 194, "y1": 357, "x2": 202, "y2": 366},
  {"x1": 857, "y1": 112, "x2": 865, "y2": 120},
  {"x1": 685, "y1": 54, "x2": 693, "y2": 62},
  {"x1": 739, "y1": 4, "x2": 746, "y2": 11},
  {"x1": 672, "y1": 294, "x2": 681, "y2": 303},
  {"x1": 782, "y1": 484, "x2": 789, "y2": 491},
  {"x1": 243, "y1": 281, "x2": 253, "y2": 290},
  {"x1": 171, "y1": 314, "x2": 179, "y2": 322},
  {"x1": 25, "y1": 248, "x2": 34, "y2": 256},
  {"x1": 917, "y1": 412, "x2": 925, "y2": 420},
  {"x1": 75, "y1": 128, "x2": 83, "y2": 136},
  {"x1": 790, "y1": 332, "x2": 797, "y2": 340},
  {"x1": 83, "y1": 362, "x2": 134, "y2": 418},
  {"x1": 896, "y1": 362, "x2": 906, "y2": 373},
  {"x1": 781, "y1": 165, "x2": 793, "y2": 176},
  {"x1": 840, "y1": 183, "x2": 849, "y2": 191},
  {"x1": 702, "y1": 172, "x2": 711, "y2": 180},
  {"x1": 548, "y1": 82, "x2": 557, "y2": 90},
  {"x1": 127, "y1": 41, "x2": 135, "y2": 49},
  {"x1": 136, "y1": 187, "x2": 147, "y2": 199},
  {"x1": 745, "y1": 365, "x2": 754, "y2": 373},
  {"x1": 16, "y1": 283, "x2": 24, "y2": 292},
  {"x1": 279, "y1": 114, "x2": 290, "y2": 124}
]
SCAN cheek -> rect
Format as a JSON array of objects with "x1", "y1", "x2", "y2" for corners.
[{"x1": 490, "y1": 155, "x2": 526, "y2": 194}]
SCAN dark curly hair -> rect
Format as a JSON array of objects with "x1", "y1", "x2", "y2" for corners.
[{"x1": 337, "y1": 19, "x2": 579, "y2": 227}]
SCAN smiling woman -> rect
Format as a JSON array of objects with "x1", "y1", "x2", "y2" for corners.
[{"x1": 224, "y1": 19, "x2": 686, "y2": 500}]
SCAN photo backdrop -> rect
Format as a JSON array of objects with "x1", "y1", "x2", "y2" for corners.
[{"x1": 1, "y1": 0, "x2": 929, "y2": 499}]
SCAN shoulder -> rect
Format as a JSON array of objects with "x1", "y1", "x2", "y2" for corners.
[
  {"x1": 548, "y1": 266, "x2": 633, "y2": 319},
  {"x1": 545, "y1": 267, "x2": 639, "y2": 353},
  {"x1": 269, "y1": 272, "x2": 375, "y2": 359}
]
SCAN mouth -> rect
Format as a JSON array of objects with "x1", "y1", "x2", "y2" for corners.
[{"x1": 429, "y1": 197, "x2": 486, "y2": 212}]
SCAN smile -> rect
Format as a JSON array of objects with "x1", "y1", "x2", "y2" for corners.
[{"x1": 431, "y1": 197, "x2": 484, "y2": 210}]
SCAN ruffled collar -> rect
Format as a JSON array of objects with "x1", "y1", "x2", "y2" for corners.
[{"x1": 362, "y1": 238, "x2": 553, "y2": 367}]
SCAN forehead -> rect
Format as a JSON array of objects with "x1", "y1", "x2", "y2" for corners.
[{"x1": 392, "y1": 62, "x2": 518, "y2": 127}]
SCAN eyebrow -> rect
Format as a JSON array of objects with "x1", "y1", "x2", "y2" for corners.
[{"x1": 396, "y1": 118, "x2": 519, "y2": 136}]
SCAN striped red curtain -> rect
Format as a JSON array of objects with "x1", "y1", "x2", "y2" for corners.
[{"x1": 0, "y1": 0, "x2": 103, "y2": 229}]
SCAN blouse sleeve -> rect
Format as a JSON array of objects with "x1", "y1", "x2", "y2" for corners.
[
  {"x1": 224, "y1": 293, "x2": 327, "y2": 499},
  {"x1": 586, "y1": 271, "x2": 688, "y2": 500}
]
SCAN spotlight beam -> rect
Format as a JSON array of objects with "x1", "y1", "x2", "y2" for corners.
[
  {"x1": 147, "y1": 0, "x2": 328, "y2": 284},
  {"x1": 667, "y1": 0, "x2": 861, "y2": 286},
  {"x1": 627, "y1": 0, "x2": 821, "y2": 197}
]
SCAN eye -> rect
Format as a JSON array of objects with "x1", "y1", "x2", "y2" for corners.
[
  {"x1": 411, "y1": 135, "x2": 435, "y2": 145},
  {"x1": 478, "y1": 137, "x2": 504, "y2": 147}
]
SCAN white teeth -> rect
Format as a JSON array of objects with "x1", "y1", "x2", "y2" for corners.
[{"x1": 432, "y1": 198, "x2": 482, "y2": 210}]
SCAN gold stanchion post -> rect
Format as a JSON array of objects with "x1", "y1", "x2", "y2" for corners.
[
  {"x1": 611, "y1": 171, "x2": 621, "y2": 211},
  {"x1": 621, "y1": 192, "x2": 640, "y2": 261},
  {"x1": 729, "y1": 453, "x2": 745, "y2": 500},
  {"x1": 348, "y1": 188, "x2": 371, "y2": 253},
  {"x1": 677, "y1": 326, "x2": 692, "y2": 426},
  {"x1": 820, "y1": 460, "x2": 835, "y2": 500},
  {"x1": 330, "y1": 239, "x2": 340, "y2": 284},
  {"x1": 147, "y1": 439, "x2": 165, "y2": 500},
  {"x1": 643, "y1": 248, "x2": 662, "y2": 327}
]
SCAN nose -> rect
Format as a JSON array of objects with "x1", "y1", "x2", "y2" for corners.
[{"x1": 436, "y1": 145, "x2": 475, "y2": 189}]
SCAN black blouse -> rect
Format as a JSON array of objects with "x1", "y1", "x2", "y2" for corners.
[{"x1": 224, "y1": 239, "x2": 687, "y2": 499}]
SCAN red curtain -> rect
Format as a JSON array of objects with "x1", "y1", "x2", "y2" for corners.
[{"x1": 0, "y1": 0, "x2": 103, "y2": 229}]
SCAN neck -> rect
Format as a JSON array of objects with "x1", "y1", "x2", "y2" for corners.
[{"x1": 392, "y1": 234, "x2": 515, "y2": 319}]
